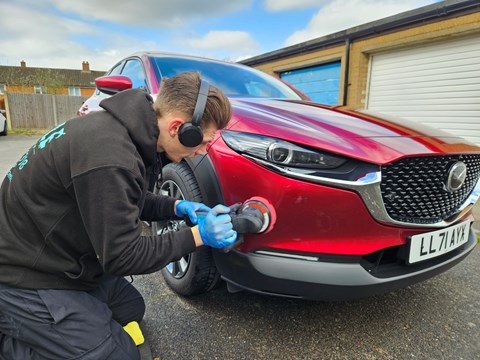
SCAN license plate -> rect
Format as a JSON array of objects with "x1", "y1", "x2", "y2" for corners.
[{"x1": 408, "y1": 220, "x2": 471, "y2": 264}]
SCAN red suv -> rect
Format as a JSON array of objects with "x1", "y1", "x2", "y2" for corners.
[{"x1": 80, "y1": 52, "x2": 480, "y2": 300}]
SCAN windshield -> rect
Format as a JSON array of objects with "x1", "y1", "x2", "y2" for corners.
[{"x1": 151, "y1": 56, "x2": 304, "y2": 100}]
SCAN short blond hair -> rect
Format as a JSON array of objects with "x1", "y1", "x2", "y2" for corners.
[{"x1": 154, "y1": 71, "x2": 231, "y2": 130}]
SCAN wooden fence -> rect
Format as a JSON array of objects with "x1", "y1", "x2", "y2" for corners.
[{"x1": 4, "y1": 93, "x2": 89, "y2": 129}]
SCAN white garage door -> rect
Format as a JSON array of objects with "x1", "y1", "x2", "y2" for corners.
[{"x1": 366, "y1": 34, "x2": 480, "y2": 145}]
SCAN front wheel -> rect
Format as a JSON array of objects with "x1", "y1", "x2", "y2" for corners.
[{"x1": 152, "y1": 162, "x2": 220, "y2": 296}]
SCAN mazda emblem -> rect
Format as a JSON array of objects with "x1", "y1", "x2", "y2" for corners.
[{"x1": 446, "y1": 161, "x2": 467, "y2": 192}]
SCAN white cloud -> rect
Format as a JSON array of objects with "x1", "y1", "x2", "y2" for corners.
[
  {"x1": 187, "y1": 31, "x2": 260, "y2": 53},
  {"x1": 285, "y1": 0, "x2": 436, "y2": 46},
  {"x1": 0, "y1": 3, "x2": 96, "y2": 68},
  {"x1": 0, "y1": 2, "x2": 168, "y2": 70},
  {"x1": 264, "y1": 0, "x2": 327, "y2": 12},
  {"x1": 176, "y1": 31, "x2": 260, "y2": 62},
  {"x1": 0, "y1": 0, "x2": 256, "y2": 70},
  {"x1": 0, "y1": 0, "x2": 438, "y2": 71},
  {"x1": 52, "y1": 0, "x2": 252, "y2": 28}
]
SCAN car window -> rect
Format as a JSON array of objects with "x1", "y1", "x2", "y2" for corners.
[
  {"x1": 121, "y1": 59, "x2": 148, "y2": 91},
  {"x1": 108, "y1": 62, "x2": 124, "y2": 76},
  {"x1": 151, "y1": 57, "x2": 303, "y2": 100}
]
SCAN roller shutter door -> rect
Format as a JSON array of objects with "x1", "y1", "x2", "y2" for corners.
[
  {"x1": 367, "y1": 34, "x2": 480, "y2": 145},
  {"x1": 280, "y1": 62, "x2": 341, "y2": 105}
]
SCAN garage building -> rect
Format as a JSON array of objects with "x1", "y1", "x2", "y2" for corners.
[{"x1": 240, "y1": 0, "x2": 480, "y2": 145}]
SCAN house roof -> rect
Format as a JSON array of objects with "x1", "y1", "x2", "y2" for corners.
[{"x1": 0, "y1": 65, "x2": 106, "y2": 88}]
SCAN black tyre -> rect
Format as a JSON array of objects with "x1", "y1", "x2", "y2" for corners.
[{"x1": 152, "y1": 162, "x2": 220, "y2": 296}]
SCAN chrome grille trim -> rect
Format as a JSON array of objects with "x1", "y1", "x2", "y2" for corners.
[{"x1": 246, "y1": 155, "x2": 480, "y2": 228}]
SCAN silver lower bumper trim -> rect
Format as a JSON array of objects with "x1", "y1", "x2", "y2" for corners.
[{"x1": 250, "y1": 231, "x2": 477, "y2": 286}]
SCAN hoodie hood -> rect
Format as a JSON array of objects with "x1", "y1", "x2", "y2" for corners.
[{"x1": 100, "y1": 89, "x2": 159, "y2": 167}]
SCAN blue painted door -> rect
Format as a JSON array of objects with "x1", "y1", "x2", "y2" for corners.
[{"x1": 280, "y1": 62, "x2": 341, "y2": 105}]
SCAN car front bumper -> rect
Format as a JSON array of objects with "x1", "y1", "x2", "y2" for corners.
[{"x1": 213, "y1": 228, "x2": 477, "y2": 301}]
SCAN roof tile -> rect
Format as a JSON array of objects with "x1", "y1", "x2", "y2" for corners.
[{"x1": 0, "y1": 65, "x2": 106, "y2": 87}]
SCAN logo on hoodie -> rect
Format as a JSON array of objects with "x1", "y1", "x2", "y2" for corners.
[
  {"x1": 38, "y1": 122, "x2": 66, "y2": 149},
  {"x1": 6, "y1": 122, "x2": 66, "y2": 181}
]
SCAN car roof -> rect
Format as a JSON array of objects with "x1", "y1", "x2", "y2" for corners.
[{"x1": 130, "y1": 51, "x2": 239, "y2": 66}]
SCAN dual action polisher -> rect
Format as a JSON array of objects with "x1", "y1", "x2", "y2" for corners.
[{"x1": 186, "y1": 197, "x2": 277, "y2": 252}]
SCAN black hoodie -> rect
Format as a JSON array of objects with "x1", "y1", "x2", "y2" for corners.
[{"x1": 0, "y1": 89, "x2": 196, "y2": 290}]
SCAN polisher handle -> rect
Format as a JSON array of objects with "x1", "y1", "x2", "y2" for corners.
[
  {"x1": 183, "y1": 203, "x2": 242, "y2": 227},
  {"x1": 183, "y1": 201, "x2": 269, "y2": 253},
  {"x1": 221, "y1": 235, "x2": 244, "y2": 253}
]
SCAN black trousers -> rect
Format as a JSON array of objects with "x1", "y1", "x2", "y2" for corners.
[{"x1": 0, "y1": 275, "x2": 145, "y2": 360}]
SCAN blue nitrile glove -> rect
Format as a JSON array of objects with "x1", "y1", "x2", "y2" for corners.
[
  {"x1": 197, "y1": 204, "x2": 238, "y2": 248},
  {"x1": 175, "y1": 200, "x2": 211, "y2": 225}
]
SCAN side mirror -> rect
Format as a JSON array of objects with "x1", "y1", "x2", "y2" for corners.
[{"x1": 95, "y1": 75, "x2": 133, "y2": 95}]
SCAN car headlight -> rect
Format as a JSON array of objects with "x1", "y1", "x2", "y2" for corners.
[{"x1": 221, "y1": 130, "x2": 346, "y2": 169}]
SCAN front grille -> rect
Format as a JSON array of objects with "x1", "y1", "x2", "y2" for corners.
[{"x1": 380, "y1": 155, "x2": 480, "y2": 224}]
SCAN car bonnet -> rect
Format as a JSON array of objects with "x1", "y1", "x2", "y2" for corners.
[{"x1": 226, "y1": 98, "x2": 480, "y2": 165}]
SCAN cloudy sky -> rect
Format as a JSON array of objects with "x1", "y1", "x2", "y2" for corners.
[{"x1": 0, "y1": 0, "x2": 439, "y2": 71}]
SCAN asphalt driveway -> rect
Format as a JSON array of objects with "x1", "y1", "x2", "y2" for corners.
[
  {"x1": 137, "y1": 249, "x2": 479, "y2": 360},
  {"x1": 1, "y1": 134, "x2": 479, "y2": 360},
  {"x1": 0, "y1": 134, "x2": 42, "y2": 177}
]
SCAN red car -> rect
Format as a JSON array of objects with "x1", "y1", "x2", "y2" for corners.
[{"x1": 80, "y1": 52, "x2": 480, "y2": 300}]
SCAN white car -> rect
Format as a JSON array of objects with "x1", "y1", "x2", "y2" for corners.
[{"x1": 0, "y1": 110, "x2": 7, "y2": 136}]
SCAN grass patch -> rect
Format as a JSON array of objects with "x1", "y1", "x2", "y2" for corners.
[{"x1": 10, "y1": 128, "x2": 48, "y2": 136}]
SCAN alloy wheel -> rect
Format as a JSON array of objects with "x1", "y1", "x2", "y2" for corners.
[{"x1": 152, "y1": 180, "x2": 191, "y2": 279}]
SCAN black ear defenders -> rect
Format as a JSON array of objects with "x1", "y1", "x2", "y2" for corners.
[{"x1": 178, "y1": 79, "x2": 211, "y2": 147}]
